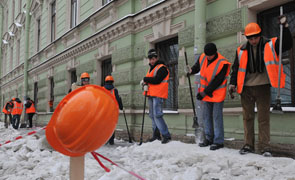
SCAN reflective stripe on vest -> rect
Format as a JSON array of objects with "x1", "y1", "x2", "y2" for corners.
[
  {"x1": 2, "y1": 102, "x2": 12, "y2": 114},
  {"x1": 12, "y1": 101, "x2": 23, "y2": 115},
  {"x1": 144, "y1": 64, "x2": 169, "y2": 99},
  {"x1": 264, "y1": 37, "x2": 285, "y2": 88},
  {"x1": 26, "y1": 101, "x2": 36, "y2": 114},
  {"x1": 236, "y1": 47, "x2": 248, "y2": 94},
  {"x1": 199, "y1": 53, "x2": 231, "y2": 102},
  {"x1": 237, "y1": 38, "x2": 285, "y2": 94}
]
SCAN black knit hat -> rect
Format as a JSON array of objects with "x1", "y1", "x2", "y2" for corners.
[
  {"x1": 204, "y1": 43, "x2": 217, "y2": 56},
  {"x1": 148, "y1": 49, "x2": 158, "y2": 59}
]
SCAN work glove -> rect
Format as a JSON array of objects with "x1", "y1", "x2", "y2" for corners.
[
  {"x1": 143, "y1": 84, "x2": 148, "y2": 92},
  {"x1": 196, "y1": 92, "x2": 206, "y2": 100},
  {"x1": 278, "y1": 15, "x2": 289, "y2": 28},
  {"x1": 140, "y1": 80, "x2": 145, "y2": 87},
  {"x1": 228, "y1": 84, "x2": 236, "y2": 99},
  {"x1": 184, "y1": 65, "x2": 191, "y2": 75}
]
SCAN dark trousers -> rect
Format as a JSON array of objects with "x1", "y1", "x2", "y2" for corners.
[
  {"x1": 241, "y1": 84, "x2": 271, "y2": 151},
  {"x1": 27, "y1": 113, "x2": 35, "y2": 128},
  {"x1": 4, "y1": 114, "x2": 12, "y2": 128},
  {"x1": 108, "y1": 132, "x2": 115, "y2": 145},
  {"x1": 12, "y1": 115, "x2": 21, "y2": 129}
]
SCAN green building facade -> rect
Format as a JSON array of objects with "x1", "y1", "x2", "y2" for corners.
[{"x1": 0, "y1": 0, "x2": 294, "y2": 145}]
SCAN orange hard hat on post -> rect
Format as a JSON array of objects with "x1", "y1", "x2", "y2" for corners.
[
  {"x1": 105, "y1": 75, "x2": 114, "y2": 82},
  {"x1": 80, "y1": 72, "x2": 90, "y2": 79},
  {"x1": 46, "y1": 85, "x2": 119, "y2": 157},
  {"x1": 244, "y1": 23, "x2": 261, "y2": 37}
]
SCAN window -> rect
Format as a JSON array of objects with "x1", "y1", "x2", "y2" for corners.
[
  {"x1": 16, "y1": 40, "x2": 20, "y2": 65},
  {"x1": 5, "y1": 10, "x2": 8, "y2": 32},
  {"x1": 101, "y1": 59, "x2": 112, "y2": 86},
  {"x1": 10, "y1": 47, "x2": 13, "y2": 70},
  {"x1": 3, "y1": 51, "x2": 7, "y2": 75},
  {"x1": 258, "y1": 2, "x2": 295, "y2": 106},
  {"x1": 155, "y1": 37, "x2": 179, "y2": 110},
  {"x1": 51, "y1": 1, "x2": 56, "y2": 42},
  {"x1": 102, "y1": 0, "x2": 112, "y2": 6},
  {"x1": 18, "y1": 0, "x2": 22, "y2": 14},
  {"x1": 71, "y1": 70, "x2": 77, "y2": 84},
  {"x1": 49, "y1": 78, "x2": 54, "y2": 112},
  {"x1": 34, "y1": 82, "x2": 38, "y2": 107},
  {"x1": 37, "y1": 19, "x2": 41, "y2": 51},
  {"x1": 70, "y1": 0, "x2": 77, "y2": 28},
  {"x1": 12, "y1": 0, "x2": 15, "y2": 23}
]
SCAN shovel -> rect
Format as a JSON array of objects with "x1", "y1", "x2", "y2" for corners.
[
  {"x1": 272, "y1": 6, "x2": 284, "y2": 114},
  {"x1": 184, "y1": 52, "x2": 199, "y2": 128}
]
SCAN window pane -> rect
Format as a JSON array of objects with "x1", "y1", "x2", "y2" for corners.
[
  {"x1": 101, "y1": 59, "x2": 112, "y2": 86},
  {"x1": 155, "y1": 37, "x2": 179, "y2": 110},
  {"x1": 70, "y1": 0, "x2": 77, "y2": 28}
]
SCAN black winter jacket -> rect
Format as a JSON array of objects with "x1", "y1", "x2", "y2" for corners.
[
  {"x1": 143, "y1": 60, "x2": 169, "y2": 85},
  {"x1": 190, "y1": 53, "x2": 229, "y2": 96},
  {"x1": 230, "y1": 27, "x2": 293, "y2": 85},
  {"x1": 104, "y1": 83, "x2": 123, "y2": 110}
]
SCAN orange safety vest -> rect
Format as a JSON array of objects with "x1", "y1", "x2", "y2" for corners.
[
  {"x1": 2, "y1": 102, "x2": 12, "y2": 114},
  {"x1": 104, "y1": 87, "x2": 115, "y2": 99},
  {"x1": 26, "y1": 100, "x2": 36, "y2": 114},
  {"x1": 199, "y1": 53, "x2": 231, "y2": 102},
  {"x1": 12, "y1": 101, "x2": 23, "y2": 115},
  {"x1": 236, "y1": 37, "x2": 285, "y2": 94},
  {"x1": 144, "y1": 64, "x2": 169, "y2": 99}
]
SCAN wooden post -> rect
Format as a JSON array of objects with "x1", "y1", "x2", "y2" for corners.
[
  {"x1": 70, "y1": 156, "x2": 85, "y2": 180},
  {"x1": 69, "y1": 84, "x2": 85, "y2": 180}
]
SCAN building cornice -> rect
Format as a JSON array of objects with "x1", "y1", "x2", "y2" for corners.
[{"x1": 1, "y1": 0, "x2": 194, "y2": 85}]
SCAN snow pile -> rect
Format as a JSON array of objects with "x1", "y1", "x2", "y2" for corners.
[{"x1": 0, "y1": 124, "x2": 294, "y2": 180}]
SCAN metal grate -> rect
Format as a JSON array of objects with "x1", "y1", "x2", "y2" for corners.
[{"x1": 155, "y1": 37, "x2": 179, "y2": 110}]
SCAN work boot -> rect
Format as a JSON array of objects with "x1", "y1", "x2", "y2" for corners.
[
  {"x1": 239, "y1": 144, "x2": 254, "y2": 155},
  {"x1": 261, "y1": 147, "x2": 272, "y2": 157},
  {"x1": 108, "y1": 133, "x2": 115, "y2": 145},
  {"x1": 161, "y1": 136, "x2": 171, "y2": 144},
  {"x1": 198, "y1": 139, "x2": 212, "y2": 147},
  {"x1": 210, "y1": 143, "x2": 224, "y2": 150},
  {"x1": 148, "y1": 128, "x2": 161, "y2": 142}
]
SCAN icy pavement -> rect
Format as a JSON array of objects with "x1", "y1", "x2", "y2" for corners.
[{"x1": 0, "y1": 124, "x2": 294, "y2": 180}]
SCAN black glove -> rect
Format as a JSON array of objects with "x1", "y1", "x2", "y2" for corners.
[{"x1": 196, "y1": 92, "x2": 206, "y2": 100}]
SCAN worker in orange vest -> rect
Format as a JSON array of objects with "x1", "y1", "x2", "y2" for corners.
[
  {"x1": 103, "y1": 75, "x2": 123, "y2": 145},
  {"x1": 2, "y1": 100, "x2": 13, "y2": 128},
  {"x1": 228, "y1": 16, "x2": 292, "y2": 156},
  {"x1": 141, "y1": 49, "x2": 171, "y2": 144},
  {"x1": 11, "y1": 98, "x2": 23, "y2": 129},
  {"x1": 25, "y1": 97, "x2": 36, "y2": 128},
  {"x1": 186, "y1": 43, "x2": 231, "y2": 150}
]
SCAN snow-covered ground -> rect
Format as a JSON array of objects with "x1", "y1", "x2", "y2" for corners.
[{"x1": 0, "y1": 123, "x2": 294, "y2": 180}]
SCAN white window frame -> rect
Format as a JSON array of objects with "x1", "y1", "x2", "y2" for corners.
[{"x1": 70, "y1": 0, "x2": 78, "y2": 28}]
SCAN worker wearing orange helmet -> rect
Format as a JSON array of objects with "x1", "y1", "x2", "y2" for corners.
[
  {"x1": 103, "y1": 75, "x2": 123, "y2": 145},
  {"x1": 69, "y1": 72, "x2": 90, "y2": 93},
  {"x1": 25, "y1": 97, "x2": 36, "y2": 128},
  {"x1": 11, "y1": 97, "x2": 23, "y2": 129},
  {"x1": 229, "y1": 16, "x2": 292, "y2": 156},
  {"x1": 2, "y1": 100, "x2": 13, "y2": 128}
]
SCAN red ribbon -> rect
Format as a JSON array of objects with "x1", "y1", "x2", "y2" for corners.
[{"x1": 91, "y1": 151, "x2": 146, "y2": 180}]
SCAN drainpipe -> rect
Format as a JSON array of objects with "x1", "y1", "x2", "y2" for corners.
[
  {"x1": 193, "y1": 0, "x2": 206, "y2": 137},
  {"x1": 24, "y1": 0, "x2": 32, "y2": 99},
  {"x1": 0, "y1": 4, "x2": 3, "y2": 80},
  {"x1": 194, "y1": 0, "x2": 207, "y2": 56},
  {"x1": 0, "y1": 4, "x2": 3, "y2": 106}
]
